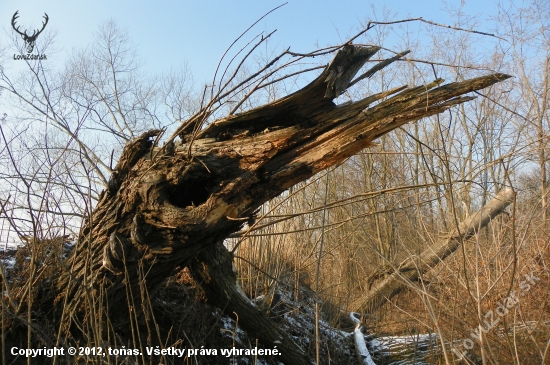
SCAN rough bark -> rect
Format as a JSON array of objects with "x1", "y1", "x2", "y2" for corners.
[
  {"x1": 189, "y1": 242, "x2": 310, "y2": 365},
  {"x1": 350, "y1": 188, "x2": 516, "y2": 314},
  {"x1": 54, "y1": 44, "x2": 511, "y2": 363}
]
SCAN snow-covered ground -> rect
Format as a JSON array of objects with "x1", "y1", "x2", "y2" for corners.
[
  {"x1": 219, "y1": 290, "x2": 441, "y2": 365},
  {"x1": 370, "y1": 333, "x2": 439, "y2": 365}
]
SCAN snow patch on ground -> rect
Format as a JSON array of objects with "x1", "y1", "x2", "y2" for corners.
[{"x1": 370, "y1": 333, "x2": 439, "y2": 365}]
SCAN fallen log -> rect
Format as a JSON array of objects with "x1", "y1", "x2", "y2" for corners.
[
  {"x1": 351, "y1": 188, "x2": 516, "y2": 314},
  {"x1": 47, "y1": 43, "x2": 511, "y2": 364}
]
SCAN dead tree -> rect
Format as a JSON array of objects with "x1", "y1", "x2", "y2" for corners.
[
  {"x1": 351, "y1": 188, "x2": 516, "y2": 314},
  {"x1": 52, "y1": 45, "x2": 510, "y2": 364}
]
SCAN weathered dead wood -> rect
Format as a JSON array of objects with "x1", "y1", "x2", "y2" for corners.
[
  {"x1": 52, "y1": 44, "x2": 511, "y2": 364},
  {"x1": 350, "y1": 188, "x2": 516, "y2": 314},
  {"x1": 189, "y1": 242, "x2": 310, "y2": 365}
]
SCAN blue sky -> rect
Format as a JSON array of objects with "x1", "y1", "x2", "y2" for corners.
[{"x1": 0, "y1": 0, "x2": 500, "y2": 83}]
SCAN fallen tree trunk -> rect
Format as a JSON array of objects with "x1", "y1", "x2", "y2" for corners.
[
  {"x1": 351, "y1": 188, "x2": 516, "y2": 314},
  {"x1": 48, "y1": 44, "x2": 510, "y2": 363}
]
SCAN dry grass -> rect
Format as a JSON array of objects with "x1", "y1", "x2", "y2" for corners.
[{"x1": 233, "y1": 159, "x2": 550, "y2": 364}]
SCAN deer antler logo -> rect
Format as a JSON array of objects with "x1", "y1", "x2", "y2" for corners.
[{"x1": 11, "y1": 11, "x2": 49, "y2": 54}]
